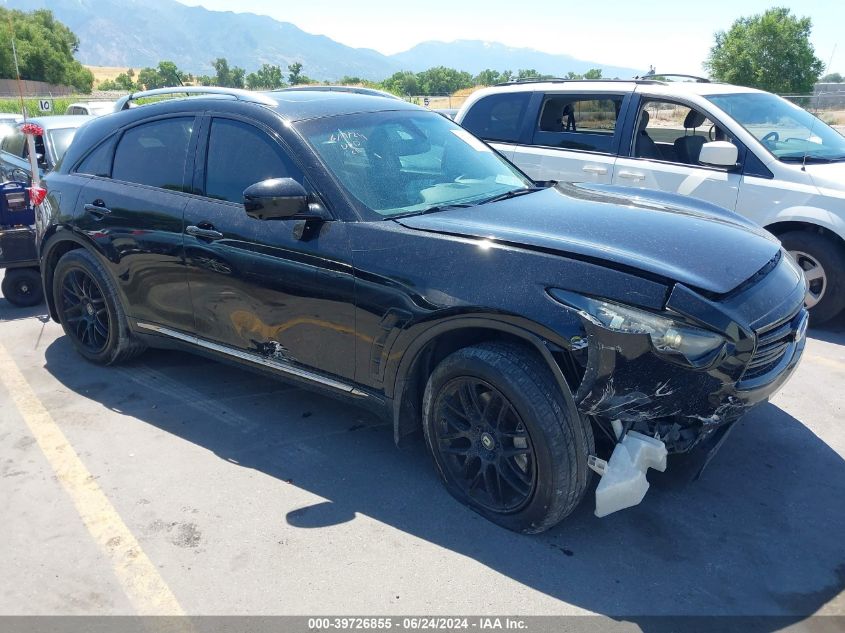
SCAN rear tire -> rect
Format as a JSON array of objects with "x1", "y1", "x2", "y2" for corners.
[
  {"x1": 1, "y1": 268, "x2": 43, "y2": 307},
  {"x1": 780, "y1": 231, "x2": 845, "y2": 325},
  {"x1": 422, "y1": 342, "x2": 594, "y2": 533},
  {"x1": 52, "y1": 249, "x2": 146, "y2": 365}
]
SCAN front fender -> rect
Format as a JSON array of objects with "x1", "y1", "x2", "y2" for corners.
[
  {"x1": 764, "y1": 205, "x2": 845, "y2": 243},
  {"x1": 387, "y1": 313, "x2": 586, "y2": 446}
]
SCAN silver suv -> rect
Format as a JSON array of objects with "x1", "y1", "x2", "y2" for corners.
[{"x1": 456, "y1": 78, "x2": 845, "y2": 323}]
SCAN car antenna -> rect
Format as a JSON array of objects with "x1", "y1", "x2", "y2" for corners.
[
  {"x1": 6, "y1": 13, "x2": 42, "y2": 194},
  {"x1": 6, "y1": 14, "x2": 26, "y2": 124}
]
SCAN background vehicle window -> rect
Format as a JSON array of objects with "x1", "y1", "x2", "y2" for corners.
[
  {"x1": 461, "y1": 92, "x2": 531, "y2": 143},
  {"x1": 538, "y1": 97, "x2": 620, "y2": 133},
  {"x1": 706, "y1": 92, "x2": 845, "y2": 162},
  {"x1": 533, "y1": 94, "x2": 624, "y2": 153},
  {"x1": 76, "y1": 137, "x2": 115, "y2": 177},
  {"x1": 634, "y1": 100, "x2": 728, "y2": 165},
  {"x1": 1, "y1": 129, "x2": 26, "y2": 157},
  {"x1": 204, "y1": 118, "x2": 301, "y2": 204},
  {"x1": 112, "y1": 117, "x2": 194, "y2": 190},
  {"x1": 24, "y1": 134, "x2": 48, "y2": 170}
]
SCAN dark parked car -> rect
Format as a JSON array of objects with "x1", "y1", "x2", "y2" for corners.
[
  {"x1": 37, "y1": 87, "x2": 807, "y2": 532},
  {"x1": 0, "y1": 115, "x2": 93, "y2": 183}
]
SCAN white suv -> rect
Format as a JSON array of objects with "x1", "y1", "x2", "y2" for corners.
[{"x1": 456, "y1": 78, "x2": 845, "y2": 323}]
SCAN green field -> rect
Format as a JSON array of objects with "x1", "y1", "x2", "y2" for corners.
[{"x1": 0, "y1": 97, "x2": 78, "y2": 116}]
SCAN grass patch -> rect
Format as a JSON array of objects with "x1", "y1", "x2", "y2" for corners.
[{"x1": 0, "y1": 97, "x2": 78, "y2": 116}]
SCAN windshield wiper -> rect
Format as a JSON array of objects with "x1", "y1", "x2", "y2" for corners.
[
  {"x1": 477, "y1": 186, "x2": 546, "y2": 205},
  {"x1": 389, "y1": 202, "x2": 475, "y2": 220},
  {"x1": 779, "y1": 155, "x2": 845, "y2": 164}
]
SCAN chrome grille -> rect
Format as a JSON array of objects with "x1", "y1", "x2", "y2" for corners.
[{"x1": 743, "y1": 309, "x2": 805, "y2": 381}]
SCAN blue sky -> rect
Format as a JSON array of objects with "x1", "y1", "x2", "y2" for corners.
[{"x1": 177, "y1": 1, "x2": 842, "y2": 75}]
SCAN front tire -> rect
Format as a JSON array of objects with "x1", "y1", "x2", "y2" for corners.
[
  {"x1": 422, "y1": 342, "x2": 594, "y2": 533},
  {"x1": 780, "y1": 231, "x2": 845, "y2": 325},
  {"x1": 52, "y1": 249, "x2": 146, "y2": 365},
  {"x1": 2, "y1": 268, "x2": 44, "y2": 307}
]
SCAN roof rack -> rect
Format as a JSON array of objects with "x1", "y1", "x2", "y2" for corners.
[
  {"x1": 633, "y1": 73, "x2": 711, "y2": 83},
  {"x1": 115, "y1": 86, "x2": 277, "y2": 111},
  {"x1": 493, "y1": 77, "x2": 665, "y2": 87}
]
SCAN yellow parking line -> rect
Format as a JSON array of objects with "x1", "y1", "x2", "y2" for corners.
[
  {"x1": 805, "y1": 354, "x2": 845, "y2": 372},
  {"x1": 0, "y1": 342, "x2": 185, "y2": 616}
]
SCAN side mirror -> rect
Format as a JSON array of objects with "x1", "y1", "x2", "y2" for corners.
[
  {"x1": 244, "y1": 178, "x2": 309, "y2": 220},
  {"x1": 699, "y1": 141, "x2": 738, "y2": 168}
]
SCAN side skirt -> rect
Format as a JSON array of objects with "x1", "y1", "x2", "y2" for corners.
[{"x1": 135, "y1": 321, "x2": 388, "y2": 413}]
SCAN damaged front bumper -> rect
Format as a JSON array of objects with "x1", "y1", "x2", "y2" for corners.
[{"x1": 548, "y1": 251, "x2": 808, "y2": 516}]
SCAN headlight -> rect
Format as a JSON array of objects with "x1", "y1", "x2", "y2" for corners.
[{"x1": 549, "y1": 290, "x2": 726, "y2": 366}]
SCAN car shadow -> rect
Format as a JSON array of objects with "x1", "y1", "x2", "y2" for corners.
[
  {"x1": 0, "y1": 298, "x2": 49, "y2": 323},
  {"x1": 41, "y1": 337, "x2": 844, "y2": 626},
  {"x1": 808, "y1": 311, "x2": 845, "y2": 345}
]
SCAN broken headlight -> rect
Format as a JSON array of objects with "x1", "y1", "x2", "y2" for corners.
[{"x1": 549, "y1": 290, "x2": 726, "y2": 366}]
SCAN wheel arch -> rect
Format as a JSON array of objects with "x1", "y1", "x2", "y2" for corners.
[
  {"x1": 40, "y1": 230, "x2": 102, "y2": 321},
  {"x1": 765, "y1": 219, "x2": 845, "y2": 251},
  {"x1": 389, "y1": 316, "x2": 585, "y2": 446}
]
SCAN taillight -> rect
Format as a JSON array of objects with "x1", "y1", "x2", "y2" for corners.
[{"x1": 30, "y1": 185, "x2": 47, "y2": 206}]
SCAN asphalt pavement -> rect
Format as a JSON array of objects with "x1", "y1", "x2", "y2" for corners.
[{"x1": 1, "y1": 275, "x2": 843, "y2": 625}]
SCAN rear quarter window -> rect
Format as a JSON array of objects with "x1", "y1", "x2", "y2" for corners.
[{"x1": 461, "y1": 92, "x2": 531, "y2": 144}]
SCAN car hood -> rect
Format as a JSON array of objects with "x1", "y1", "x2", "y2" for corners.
[
  {"x1": 803, "y1": 161, "x2": 845, "y2": 195},
  {"x1": 394, "y1": 183, "x2": 781, "y2": 295}
]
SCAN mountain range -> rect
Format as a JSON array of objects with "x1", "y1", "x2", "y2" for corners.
[{"x1": 2, "y1": 0, "x2": 640, "y2": 81}]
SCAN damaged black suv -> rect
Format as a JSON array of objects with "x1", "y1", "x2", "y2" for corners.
[{"x1": 37, "y1": 87, "x2": 807, "y2": 533}]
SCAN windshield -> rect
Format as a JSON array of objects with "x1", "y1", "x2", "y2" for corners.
[
  {"x1": 299, "y1": 110, "x2": 532, "y2": 218},
  {"x1": 706, "y1": 92, "x2": 845, "y2": 162},
  {"x1": 47, "y1": 128, "x2": 79, "y2": 164}
]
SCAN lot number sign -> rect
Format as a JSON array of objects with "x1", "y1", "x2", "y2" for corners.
[{"x1": 38, "y1": 99, "x2": 53, "y2": 113}]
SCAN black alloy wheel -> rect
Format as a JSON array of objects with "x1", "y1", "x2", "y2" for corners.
[
  {"x1": 431, "y1": 377, "x2": 536, "y2": 513},
  {"x1": 423, "y1": 342, "x2": 594, "y2": 533},
  {"x1": 52, "y1": 249, "x2": 146, "y2": 365},
  {"x1": 59, "y1": 268, "x2": 110, "y2": 353}
]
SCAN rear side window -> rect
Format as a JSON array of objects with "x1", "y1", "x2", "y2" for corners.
[
  {"x1": 1, "y1": 129, "x2": 26, "y2": 157},
  {"x1": 112, "y1": 117, "x2": 194, "y2": 191},
  {"x1": 533, "y1": 94, "x2": 625, "y2": 153},
  {"x1": 204, "y1": 118, "x2": 302, "y2": 204},
  {"x1": 76, "y1": 137, "x2": 116, "y2": 177},
  {"x1": 461, "y1": 92, "x2": 531, "y2": 143}
]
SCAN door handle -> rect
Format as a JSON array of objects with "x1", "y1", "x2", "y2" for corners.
[
  {"x1": 186, "y1": 224, "x2": 224, "y2": 240},
  {"x1": 617, "y1": 170, "x2": 645, "y2": 181},
  {"x1": 84, "y1": 201, "x2": 112, "y2": 216},
  {"x1": 582, "y1": 165, "x2": 608, "y2": 175}
]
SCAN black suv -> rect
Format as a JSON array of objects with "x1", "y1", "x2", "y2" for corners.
[{"x1": 38, "y1": 87, "x2": 807, "y2": 532}]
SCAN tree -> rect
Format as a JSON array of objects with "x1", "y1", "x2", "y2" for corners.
[
  {"x1": 583, "y1": 68, "x2": 603, "y2": 80},
  {"x1": 99, "y1": 69, "x2": 138, "y2": 91},
  {"x1": 474, "y1": 69, "x2": 503, "y2": 86},
  {"x1": 705, "y1": 7, "x2": 824, "y2": 94},
  {"x1": 0, "y1": 8, "x2": 94, "y2": 92},
  {"x1": 821, "y1": 72, "x2": 843, "y2": 83},
  {"x1": 382, "y1": 70, "x2": 418, "y2": 96},
  {"x1": 246, "y1": 64, "x2": 285, "y2": 90},
  {"x1": 416, "y1": 66, "x2": 473, "y2": 94},
  {"x1": 206, "y1": 58, "x2": 245, "y2": 88},
  {"x1": 136, "y1": 61, "x2": 186, "y2": 89}
]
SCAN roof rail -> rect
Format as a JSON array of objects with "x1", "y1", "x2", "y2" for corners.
[
  {"x1": 115, "y1": 86, "x2": 278, "y2": 111},
  {"x1": 633, "y1": 73, "x2": 711, "y2": 83},
  {"x1": 493, "y1": 77, "x2": 663, "y2": 87}
]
